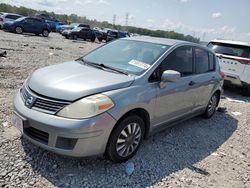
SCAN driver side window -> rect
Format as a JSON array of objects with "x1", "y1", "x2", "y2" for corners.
[{"x1": 161, "y1": 46, "x2": 194, "y2": 77}]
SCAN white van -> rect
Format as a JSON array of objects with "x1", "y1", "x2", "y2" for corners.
[{"x1": 208, "y1": 39, "x2": 250, "y2": 95}]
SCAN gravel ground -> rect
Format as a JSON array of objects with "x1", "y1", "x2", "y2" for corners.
[{"x1": 0, "y1": 30, "x2": 250, "y2": 188}]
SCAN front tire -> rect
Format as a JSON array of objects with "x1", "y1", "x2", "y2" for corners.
[
  {"x1": 42, "y1": 29, "x2": 49, "y2": 37},
  {"x1": 106, "y1": 115, "x2": 145, "y2": 163},
  {"x1": 202, "y1": 93, "x2": 219, "y2": 118},
  {"x1": 15, "y1": 26, "x2": 23, "y2": 34}
]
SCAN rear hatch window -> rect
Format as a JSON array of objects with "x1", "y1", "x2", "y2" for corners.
[{"x1": 208, "y1": 42, "x2": 250, "y2": 58}]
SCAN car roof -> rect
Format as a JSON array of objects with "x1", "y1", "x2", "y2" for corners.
[
  {"x1": 210, "y1": 39, "x2": 250, "y2": 47},
  {"x1": 123, "y1": 36, "x2": 194, "y2": 46},
  {"x1": 2, "y1": 13, "x2": 22, "y2": 16}
]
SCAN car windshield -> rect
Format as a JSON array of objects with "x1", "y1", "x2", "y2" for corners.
[
  {"x1": 208, "y1": 42, "x2": 250, "y2": 58},
  {"x1": 72, "y1": 27, "x2": 82, "y2": 31},
  {"x1": 14, "y1": 17, "x2": 25, "y2": 22},
  {"x1": 82, "y1": 39, "x2": 170, "y2": 75},
  {"x1": 69, "y1": 23, "x2": 78, "y2": 27}
]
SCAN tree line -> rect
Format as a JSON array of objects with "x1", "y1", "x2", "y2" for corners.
[{"x1": 0, "y1": 3, "x2": 200, "y2": 43}]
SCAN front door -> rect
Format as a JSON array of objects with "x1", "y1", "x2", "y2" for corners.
[{"x1": 153, "y1": 45, "x2": 199, "y2": 126}]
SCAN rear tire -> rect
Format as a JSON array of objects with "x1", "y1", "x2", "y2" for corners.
[
  {"x1": 91, "y1": 36, "x2": 96, "y2": 42},
  {"x1": 15, "y1": 26, "x2": 23, "y2": 34},
  {"x1": 241, "y1": 85, "x2": 250, "y2": 96},
  {"x1": 106, "y1": 115, "x2": 145, "y2": 163},
  {"x1": 202, "y1": 93, "x2": 219, "y2": 118},
  {"x1": 42, "y1": 29, "x2": 49, "y2": 37}
]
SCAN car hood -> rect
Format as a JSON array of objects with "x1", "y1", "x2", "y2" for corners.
[{"x1": 28, "y1": 61, "x2": 134, "y2": 101}]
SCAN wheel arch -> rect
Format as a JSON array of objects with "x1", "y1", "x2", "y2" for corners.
[{"x1": 110, "y1": 108, "x2": 151, "y2": 140}]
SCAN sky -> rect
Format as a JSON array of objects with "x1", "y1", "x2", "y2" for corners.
[{"x1": 2, "y1": 0, "x2": 250, "y2": 42}]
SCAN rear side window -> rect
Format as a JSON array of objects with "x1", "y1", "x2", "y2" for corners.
[
  {"x1": 209, "y1": 52, "x2": 215, "y2": 71},
  {"x1": 194, "y1": 48, "x2": 209, "y2": 74},
  {"x1": 162, "y1": 46, "x2": 193, "y2": 76},
  {"x1": 208, "y1": 42, "x2": 250, "y2": 58},
  {"x1": 5, "y1": 15, "x2": 20, "y2": 20}
]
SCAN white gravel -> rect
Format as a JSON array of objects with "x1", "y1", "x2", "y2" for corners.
[{"x1": 0, "y1": 30, "x2": 250, "y2": 188}]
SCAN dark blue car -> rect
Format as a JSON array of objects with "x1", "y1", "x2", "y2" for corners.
[{"x1": 3, "y1": 17, "x2": 51, "y2": 37}]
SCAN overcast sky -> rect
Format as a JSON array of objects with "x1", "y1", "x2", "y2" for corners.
[{"x1": 2, "y1": 0, "x2": 250, "y2": 42}]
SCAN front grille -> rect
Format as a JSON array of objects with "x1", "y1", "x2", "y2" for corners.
[
  {"x1": 32, "y1": 98, "x2": 69, "y2": 114},
  {"x1": 24, "y1": 127, "x2": 49, "y2": 144},
  {"x1": 20, "y1": 85, "x2": 71, "y2": 114}
]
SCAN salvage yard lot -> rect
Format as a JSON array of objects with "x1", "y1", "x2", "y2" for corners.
[{"x1": 0, "y1": 30, "x2": 250, "y2": 188}]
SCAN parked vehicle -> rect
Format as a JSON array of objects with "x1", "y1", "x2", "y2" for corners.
[
  {"x1": 62, "y1": 27, "x2": 96, "y2": 42},
  {"x1": 56, "y1": 23, "x2": 90, "y2": 33},
  {"x1": 106, "y1": 30, "x2": 130, "y2": 42},
  {"x1": 208, "y1": 39, "x2": 250, "y2": 95},
  {"x1": 35, "y1": 13, "x2": 60, "y2": 32},
  {"x1": 0, "y1": 13, "x2": 22, "y2": 29},
  {"x1": 95, "y1": 28, "x2": 112, "y2": 42},
  {"x1": 13, "y1": 37, "x2": 223, "y2": 163},
  {"x1": 3, "y1": 17, "x2": 51, "y2": 37}
]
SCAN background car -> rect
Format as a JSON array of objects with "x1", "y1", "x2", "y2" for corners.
[
  {"x1": 62, "y1": 27, "x2": 96, "y2": 42},
  {"x1": 0, "y1": 13, "x2": 22, "y2": 29},
  {"x1": 208, "y1": 39, "x2": 250, "y2": 95},
  {"x1": 3, "y1": 17, "x2": 51, "y2": 37},
  {"x1": 94, "y1": 28, "x2": 112, "y2": 42},
  {"x1": 56, "y1": 23, "x2": 90, "y2": 33},
  {"x1": 35, "y1": 13, "x2": 61, "y2": 32},
  {"x1": 106, "y1": 30, "x2": 130, "y2": 42}
]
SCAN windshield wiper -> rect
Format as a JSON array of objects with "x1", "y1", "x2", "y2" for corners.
[{"x1": 78, "y1": 59, "x2": 129, "y2": 76}]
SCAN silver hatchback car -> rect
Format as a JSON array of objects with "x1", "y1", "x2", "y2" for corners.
[{"x1": 13, "y1": 36, "x2": 223, "y2": 162}]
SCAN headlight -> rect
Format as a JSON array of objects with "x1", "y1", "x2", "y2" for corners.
[{"x1": 57, "y1": 94, "x2": 114, "y2": 119}]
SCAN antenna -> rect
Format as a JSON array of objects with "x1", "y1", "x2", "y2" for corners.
[
  {"x1": 112, "y1": 14, "x2": 116, "y2": 26},
  {"x1": 125, "y1": 12, "x2": 129, "y2": 26}
]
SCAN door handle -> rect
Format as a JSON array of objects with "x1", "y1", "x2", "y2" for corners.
[{"x1": 189, "y1": 81, "x2": 196, "y2": 86}]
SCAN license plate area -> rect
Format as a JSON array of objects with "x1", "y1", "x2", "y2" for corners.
[{"x1": 12, "y1": 113, "x2": 24, "y2": 134}]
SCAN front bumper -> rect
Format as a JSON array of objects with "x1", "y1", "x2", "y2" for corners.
[{"x1": 13, "y1": 90, "x2": 117, "y2": 157}]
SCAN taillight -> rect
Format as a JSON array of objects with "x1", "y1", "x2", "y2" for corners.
[
  {"x1": 234, "y1": 58, "x2": 250, "y2": 65},
  {"x1": 220, "y1": 71, "x2": 225, "y2": 79}
]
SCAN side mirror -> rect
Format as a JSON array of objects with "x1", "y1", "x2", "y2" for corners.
[{"x1": 160, "y1": 70, "x2": 181, "y2": 88}]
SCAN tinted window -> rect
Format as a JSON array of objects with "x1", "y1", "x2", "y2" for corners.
[
  {"x1": 25, "y1": 18, "x2": 34, "y2": 23},
  {"x1": 162, "y1": 46, "x2": 193, "y2": 76},
  {"x1": 194, "y1": 48, "x2": 209, "y2": 74},
  {"x1": 208, "y1": 42, "x2": 250, "y2": 58},
  {"x1": 209, "y1": 52, "x2": 215, "y2": 71},
  {"x1": 6, "y1": 15, "x2": 21, "y2": 20}
]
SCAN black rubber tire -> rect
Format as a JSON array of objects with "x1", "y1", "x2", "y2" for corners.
[
  {"x1": 202, "y1": 93, "x2": 219, "y2": 118},
  {"x1": 42, "y1": 29, "x2": 49, "y2": 37},
  {"x1": 91, "y1": 36, "x2": 96, "y2": 42},
  {"x1": 106, "y1": 115, "x2": 145, "y2": 163},
  {"x1": 98, "y1": 38, "x2": 102, "y2": 42},
  {"x1": 15, "y1": 26, "x2": 23, "y2": 34},
  {"x1": 241, "y1": 85, "x2": 250, "y2": 96}
]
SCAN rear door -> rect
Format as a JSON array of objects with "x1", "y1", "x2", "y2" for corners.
[
  {"x1": 208, "y1": 42, "x2": 250, "y2": 81},
  {"x1": 192, "y1": 47, "x2": 217, "y2": 109},
  {"x1": 79, "y1": 28, "x2": 87, "y2": 39},
  {"x1": 153, "y1": 45, "x2": 200, "y2": 126}
]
